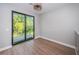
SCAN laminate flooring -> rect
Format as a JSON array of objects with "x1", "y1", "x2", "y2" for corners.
[{"x1": 0, "y1": 38, "x2": 75, "y2": 55}]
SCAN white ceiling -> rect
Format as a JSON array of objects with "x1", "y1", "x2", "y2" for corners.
[
  {"x1": 33, "y1": 3, "x2": 67, "y2": 14},
  {"x1": 0, "y1": 3, "x2": 68, "y2": 14}
]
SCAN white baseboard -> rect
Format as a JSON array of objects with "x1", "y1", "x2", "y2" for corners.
[
  {"x1": 0, "y1": 45, "x2": 12, "y2": 52},
  {"x1": 36, "y1": 36, "x2": 76, "y2": 49},
  {"x1": 35, "y1": 36, "x2": 41, "y2": 39},
  {"x1": 0, "y1": 36, "x2": 75, "y2": 52}
]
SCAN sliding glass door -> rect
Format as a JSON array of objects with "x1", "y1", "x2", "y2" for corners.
[
  {"x1": 12, "y1": 11, "x2": 35, "y2": 45},
  {"x1": 26, "y1": 16, "x2": 34, "y2": 39}
]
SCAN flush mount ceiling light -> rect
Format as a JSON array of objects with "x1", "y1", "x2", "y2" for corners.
[{"x1": 29, "y1": 3, "x2": 42, "y2": 11}]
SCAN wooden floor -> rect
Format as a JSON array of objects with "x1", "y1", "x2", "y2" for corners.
[{"x1": 0, "y1": 38, "x2": 75, "y2": 55}]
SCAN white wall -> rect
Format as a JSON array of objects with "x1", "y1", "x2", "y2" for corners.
[
  {"x1": 40, "y1": 4, "x2": 79, "y2": 47},
  {"x1": 1, "y1": 3, "x2": 79, "y2": 50},
  {"x1": 0, "y1": 4, "x2": 40, "y2": 48}
]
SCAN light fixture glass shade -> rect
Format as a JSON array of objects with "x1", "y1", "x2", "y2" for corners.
[{"x1": 33, "y1": 3, "x2": 42, "y2": 11}]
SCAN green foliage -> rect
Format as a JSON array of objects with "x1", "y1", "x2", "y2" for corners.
[
  {"x1": 13, "y1": 13, "x2": 25, "y2": 37},
  {"x1": 13, "y1": 13, "x2": 33, "y2": 38},
  {"x1": 26, "y1": 16, "x2": 33, "y2": 35}
]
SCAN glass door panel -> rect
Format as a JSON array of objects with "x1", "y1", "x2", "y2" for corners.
[
  {"x1": 26, "y1": 16, "x2": 34, "y2": 39},
  {"x1": 12, "y1": 12, "x2": 25, "y2": 44},
  {"x1": 12, "y1": 11, "x2": 35, "y2": 45}
]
